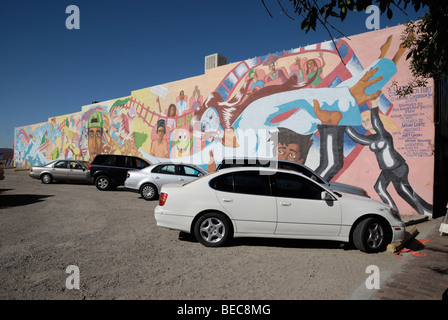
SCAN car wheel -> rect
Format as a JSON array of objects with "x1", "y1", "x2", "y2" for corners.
[
  {"x1": 194, "y1": 212, "x2": 233, "y2": 247},
  {"x1": 353, "y1": 217, "x2": 391, "y2": 253},
  {"x1": 140, "y1": 183, "x2": 157, "y2": 201},
  {"x1": 41, "y1": 173, "x2": 52, "y2": 184},
  {"x1": 95, "y1": 176, "x2": 111, "y2": 191}
]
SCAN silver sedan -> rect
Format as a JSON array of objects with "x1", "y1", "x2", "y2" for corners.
[
  {"x1": 29, "y1": 160, "x2": 91, "y2": 184},
  {"x1": 124, "y1": 162, "x2": 208, "y2": 200}
]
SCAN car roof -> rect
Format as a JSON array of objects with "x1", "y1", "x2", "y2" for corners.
[
  {"x1": 219, "y1": 157, "x2": 308, "y2": 168},
  {"x1": 211, "y1": 166, "x2": 310, "y2": 179},
  {"x1": 149, "y1": 162, "x2": 207, "y2": 171}
]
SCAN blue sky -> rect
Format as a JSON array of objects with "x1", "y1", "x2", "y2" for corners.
[{"x1": 0, "y1": 0, "x2": 426, "y2": 148}]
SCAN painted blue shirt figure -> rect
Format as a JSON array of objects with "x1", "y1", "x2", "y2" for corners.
[{"x1": 176, "y1": 90, "x2": 188, "y2": 116}]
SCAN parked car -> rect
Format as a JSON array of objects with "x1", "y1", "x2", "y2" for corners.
[
  {"x1": 89, "y1": 154, "x2": 151, "y2": 191},
  {"x1": 125, "y1": 162, "x2": 208, "y2": 200},
  {"x1": 216, "y1": 157, "x2": 370, "y2": 198},
  {"x1": 29, "y1": 160, "x2": 91, "y2": 184},
  {"x1": 0, "y1": 163, "x2": 4, "y2": 180},
  {"x1": 154, "y1": 167, "x2": 405, "y2": 253}
]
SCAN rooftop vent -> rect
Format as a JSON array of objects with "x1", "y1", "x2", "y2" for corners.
[{"x1": 205, "y1": 53, "x2": 227, "y2": 71}]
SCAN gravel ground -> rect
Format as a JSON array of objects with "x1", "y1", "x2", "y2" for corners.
[{"x1": 0, "y1": 169, "x2": 413, "y2": 300}]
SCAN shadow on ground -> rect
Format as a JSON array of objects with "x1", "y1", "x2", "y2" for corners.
[
  {"x1": 0, "y1": 194, "x2": 53, "y2": 208},
  {"x1": 178, "y1": 231, "x2": 354, "y2": 250}
]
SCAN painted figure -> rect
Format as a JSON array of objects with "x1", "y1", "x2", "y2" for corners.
[
  {"x1": 150, "y1": 119, "x2": 169, "y2": 158},
  {"x1": 298, "y1": 52, "x2": 326, "y2": 87},
  {"x1": 274, "y1": 127, "x2": 314, "y2": 164},
  {"x1": 176, "y1": 90, "x2": 188, "y2": 116},
  {"x1": 171, "y1": 128, "x2": 191, "y2": 158},
  {"x1": 345, "y1": 95, "x2": 432, "y2": 216},
  {"x1": 87, "y1": 111, "x2": 104, "y2": 161},
  {"x1": 313, "y1": 34, "x2": 409, "y2": 181}
]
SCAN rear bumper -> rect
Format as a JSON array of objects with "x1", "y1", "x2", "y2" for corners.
[
  {"x1": 124, "y1": 180, "x2": 140, "y2": 193},
  {"x1": 154, "y1": 206, "x2": 193, "y2": 233},
  {"x1": 29, "y1": 172, "x2": 40, "y2": 179}
]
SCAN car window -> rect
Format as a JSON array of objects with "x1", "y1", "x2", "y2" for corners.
[
  {"x1": 92, "y1": 155, "x2": 108, "y2": 165},
  {"x1": 233, "y1": 171, "x2": 271, "y2": 196},
  {"x1": 80, "y1": 161, "x2": 90, "y2": 168},
  {"x1": 135, "y1": 158, "x2": 149, "y2": 169},
  {"x1": 69, "y1": 161, "x2": 83, "y2": 169},
  {"x1": 102, "y1": 155, "x2": 117, "y2": 166},
  {"x1": 54, "y1": 161, "x2": 68, "y2": 169},
  {"x1": 273, "y1": 172, "x2": 323, "y2": 200},
  {"x1": 126, "y1": 157, "x2": 136, "y2": 168},
  {"x1": 114, "y1": 156, "x2": 126, "y2": 167},
  {"x1": 158, "y1": 164, "x2": 176, "y2": 175},
  {"x1": 181, "y1": 165, "x2": 203, "y2": 177},
  {"x1": 210, "y1": 173, "x2": 233, "y2": 192}
]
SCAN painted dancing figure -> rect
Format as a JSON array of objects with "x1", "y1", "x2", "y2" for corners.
[{"x1": 345, "y1": 96, "x2": 432, "y2": 216}]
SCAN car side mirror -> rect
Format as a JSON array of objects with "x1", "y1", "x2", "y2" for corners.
[{"x1": 321, "y1": 191, "x2": 334, "y2": 201}]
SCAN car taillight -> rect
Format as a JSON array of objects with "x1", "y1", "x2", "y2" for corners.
[
  {"x1": 88, "y1": 164, "x2": 92, "y2": 171},
  {"x1": 159, "y1": 192, "x2": 168, "y2": 206},
  {"x1": 127, "y1": 172, "x2": 130, "y2": 178}
]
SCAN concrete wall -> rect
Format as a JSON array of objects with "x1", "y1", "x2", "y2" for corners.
[{"x1": 14, "y1": 25, "x2": 434, "y2": 216}]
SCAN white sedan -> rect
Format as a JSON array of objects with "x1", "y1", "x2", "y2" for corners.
[
  {"x1": 154, "y1": 167, "x2": 406, "y2": 253},
  {"x1": 125, "y1": 162, "x2": 208, "y2": 200}
]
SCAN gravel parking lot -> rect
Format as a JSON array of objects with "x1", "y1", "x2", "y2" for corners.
[{"x1": 0, "y1": 169, "x2": 408, "y2": 300}]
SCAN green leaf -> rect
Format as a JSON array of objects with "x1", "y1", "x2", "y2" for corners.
[{"x1": 134, "y1": 132, "x2": 148, "y2": 150}]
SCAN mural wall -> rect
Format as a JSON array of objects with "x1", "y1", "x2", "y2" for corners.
[{"x1": 14, "y1": 25, "x2": 434, "y2": 216}]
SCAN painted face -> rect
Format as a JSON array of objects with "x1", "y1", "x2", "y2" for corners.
[
  {"x1": 307, "y1": 60, "x2": 316, "y2": 69},
  {"x1": 200, "y1": 108, "x2": 223, "y2": 138},
  {"x1": 362, "y1": 114, "x2": 373, "y2": 131},
  {"x1": 174, "y1": 128, "x2": 190, "y2": 155},
  {"x1": 88, "y1": 127, "x2": 103, "y2": 159},
  {"x1": 157, "y1": 126, "x2": 165, "y2": 139},
  {"x1": 277, "y1": 142, "x2": 303, "y2": 163}
]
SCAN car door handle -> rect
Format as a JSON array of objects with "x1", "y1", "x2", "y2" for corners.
[
  {"x1": 178, "y1": 178, "x2": 184, "y2": 181},
  {"x1": 280, "y1": 202, "x2": 291, "y2": 206},
  {"x1": 222, "y1": 198, "x2": 233, "y2": 203},
  {"x1": 155, "y1": 176, "x2": 160, "y2": 179}
]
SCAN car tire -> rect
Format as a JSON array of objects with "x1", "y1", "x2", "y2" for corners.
[
  {"x1": 353, "y1": 217, "x2": 391, "y2": 253},
  {"x1": 194, "y1": 212, "x2": 233, "y2": 247},
  {"x1": 41, "y1": 173, "x2": 52, "y2": 184},
  {"x1": 140, "y1": 183, "x2": 157, "y2": 201},
  {"x1": 95, "y1": 175, "x2": 111, "y2": 191}
]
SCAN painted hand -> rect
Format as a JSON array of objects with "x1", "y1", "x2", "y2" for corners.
[
  {"x1": 349, "y1": 67, "x2": 383, "y2": 106},
  {"x1": 313, "y1": 100, "x2": 342, "y2": 125}
]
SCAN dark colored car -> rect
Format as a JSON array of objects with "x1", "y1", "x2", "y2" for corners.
[
  {"x1": 89, "y1": 154, "x2": 151, "y2": 191},
  {"x1": 216, "y1": 157, "x2": 370, "y2": 198}
]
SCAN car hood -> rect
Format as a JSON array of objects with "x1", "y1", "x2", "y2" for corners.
[
  {"x1": 328, "y1": 181, "x2": 368, "y2": 195},
  {"x1": 336, "y1": 191, "x2": 401, "y2": 221}
]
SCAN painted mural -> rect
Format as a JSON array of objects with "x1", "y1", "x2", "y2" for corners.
[{"x1": 14, "y1": 25, "x2": 434, "y2": 216}]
